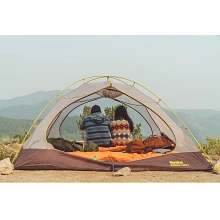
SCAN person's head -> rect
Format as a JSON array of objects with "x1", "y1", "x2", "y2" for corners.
[
  {"x1": 114, "y1": 105, "x2": 134, "y2": 132},
  {"x1": 91, "y1": 105, "x2": 101, "y2": 114}
]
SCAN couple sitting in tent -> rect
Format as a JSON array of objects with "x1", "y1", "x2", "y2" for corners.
[{"x1": 80, "y1": 105, "x2": 134, "y2": 147}]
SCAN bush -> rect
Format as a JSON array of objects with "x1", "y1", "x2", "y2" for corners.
[
  {"x1": 199, "y1": 136, "x2": 220, "y2": 155},
  {"x1": 0, "y1": 132, "x2": 28, "y2": 162},
  {"x1": 0, "y1": 143, "x2": 16, "y2": 161},
  {"x1": 13, "y1": 132, "x2": 30, "y2": 144}
]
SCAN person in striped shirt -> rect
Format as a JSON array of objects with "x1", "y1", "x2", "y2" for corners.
[{"x1": 80, "y1": 105, "x2": 111, "y2": 147}]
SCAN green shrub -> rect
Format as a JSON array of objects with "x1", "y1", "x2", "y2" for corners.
[
  {"x1": 13, "y1": 134, "x2": 22, "y2": 143},
  {"x1": 0, "y1": 144, "x2": 16, "y2": 161},
  {"x1": 0, "y1": 131, "x2": 29, "y2": 162},
  {"x1": 13, "y1": 132, "x2": 30, "y2": 144},
  {"x1": 199, "y1": 136, "x2": 220, "y2": 155}
]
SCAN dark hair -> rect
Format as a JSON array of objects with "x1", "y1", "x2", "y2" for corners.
[
  {"x1": 114, "y1": 105, "x2": 134, "y2": 132},
  {"x1": 91, "y1": 105, "x2": 101, "y2": 114}
]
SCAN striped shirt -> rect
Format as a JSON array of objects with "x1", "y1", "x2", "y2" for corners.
[{"x1": 80, "y1": 113, "x2": 111, "y2": 147}]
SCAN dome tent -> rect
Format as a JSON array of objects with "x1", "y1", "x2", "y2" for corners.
[{"x1": 13, "y1": 76, "x2": 212, "y2": 171}]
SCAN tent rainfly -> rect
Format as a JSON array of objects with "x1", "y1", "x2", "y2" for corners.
[{"x1": 13, "y1": 76, "x2": 212, "y2": 171}]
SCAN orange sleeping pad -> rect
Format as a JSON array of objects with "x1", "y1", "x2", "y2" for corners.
[{"x1": 68, "y1": 145, "x2": 163, "y2": 162}]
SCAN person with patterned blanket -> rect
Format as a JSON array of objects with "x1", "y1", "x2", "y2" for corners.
[{"x1": 110, "y1": 105, "x2": 134, "y2": 146}]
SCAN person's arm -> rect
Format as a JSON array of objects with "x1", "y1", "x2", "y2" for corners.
[
  {"x1": 108, "y1": 120, "x2": 111, "y2": 130},
  {"x1": 106, "y1": 116, "x2": 111, "y2": 131}
]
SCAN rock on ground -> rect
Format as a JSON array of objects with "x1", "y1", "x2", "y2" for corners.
[
  {"x1": 213, "y1": 160, "x2": 220, "y2": 174},
  {"x1": 0, "y1": 158, "x2": 14, "y2": 175},
  {"x1": 113, "y1": 167, "x2": 131, "y2": 176}
]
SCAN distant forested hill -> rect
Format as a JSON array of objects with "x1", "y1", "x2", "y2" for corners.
[
  {"x1": 0, "y1": 116, "x2": 80, "y2": 140},
  {"x1": 0, "y1": 101, "x2": 51, "y2": 119},
  {"x1": 0, "y1": 117, "x2": 34, "y2": 137},
  {"x1": 165, "y1": 111, "x2": 220, "y2": 142}
]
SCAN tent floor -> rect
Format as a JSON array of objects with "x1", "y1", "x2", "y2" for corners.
[{"x1": 14, "y1": 148, "x2": 212, "y2": 171}]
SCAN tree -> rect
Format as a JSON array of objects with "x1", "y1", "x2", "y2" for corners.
[
  {"x1": 75, "y1": 106, "x2": 91, "y2": 138},
  {"x1": 132, "y1": 123, "x2": 143, "y2": 140}
]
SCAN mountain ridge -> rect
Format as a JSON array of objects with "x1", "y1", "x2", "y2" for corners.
[{"x1": 0, "y1": 89, "x2": 72, "y2": 109}]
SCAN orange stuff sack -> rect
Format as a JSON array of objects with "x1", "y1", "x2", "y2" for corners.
[
  {"x1": 143, "y1": 135, "x2": 176, "y2": 153},
  {"x1": 125, "y1": 140, "x2": 146, "y2": 154}
]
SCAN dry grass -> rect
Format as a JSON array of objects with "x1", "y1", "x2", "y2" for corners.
[
  {"x1": 0, "y1": 138, "x2": 21, "y2": 161},
  {"x1": 0, "y1": 145, "x2": 16, "y2": 161},
  {"x1": 200, "y1": 136, "x2": 220, "y2": 156}
]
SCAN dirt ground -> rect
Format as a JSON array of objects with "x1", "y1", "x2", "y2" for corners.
[
  {"x1": 1, "y1": 155, "x2": 219, "y2": 183},
  {"x1": 1, "y1": 169, "x2": 220, "y2": 182}
]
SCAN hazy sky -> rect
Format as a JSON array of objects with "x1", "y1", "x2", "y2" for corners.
[{"x1": 0, "y1": 35, "x2": 220, "y2": 109}]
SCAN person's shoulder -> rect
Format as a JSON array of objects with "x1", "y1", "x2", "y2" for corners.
[
  {"x1": 119, "y1": 119, "x2": 130, "y2": 125},
  {"x1": 82, "y1": 115, "x2": 91, "y2": 122},
  {"x1": 114, "y1": 118, "x2": 128, "y2": 122},
  {"x1": 121, "y1": 119, "x2": 129, "y2": 123},
  {"x1": 110, "y1": 119, "x2": 124, "y2": 124}
]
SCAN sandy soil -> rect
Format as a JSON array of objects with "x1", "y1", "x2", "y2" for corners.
[
  {"x1": 1, "y1": 170, "x2": 220, "y2": 182},
  {"x1": 0, "y1": 154, "x2": 219, "y2": 183}
]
